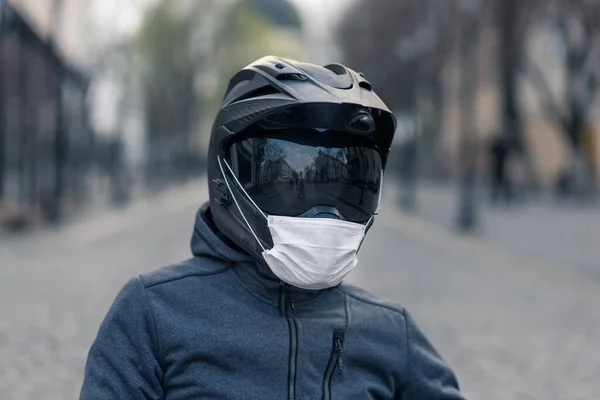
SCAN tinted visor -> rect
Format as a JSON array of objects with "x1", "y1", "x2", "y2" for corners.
[{"x1": 227, "y1": 136, "x2": 382, "y2": 223}]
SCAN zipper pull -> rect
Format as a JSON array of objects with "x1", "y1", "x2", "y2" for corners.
[
  {"x1": 278, "y1": 283, "x2": 286, "y2": 317},
  {"x1": 335, "y1": 337, "x2": 344, "y2": 375},
  {"x1": 283, "y1": 284, "x2": 296, "y2": 313}
]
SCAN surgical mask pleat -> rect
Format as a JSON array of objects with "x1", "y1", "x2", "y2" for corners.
[{"x1": 262, "y1": 215, "x2": 366, "y2": 290}]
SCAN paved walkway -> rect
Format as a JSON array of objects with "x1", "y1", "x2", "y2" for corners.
[
  {"x1": 0, "y1": 179, "x2": 598, "y2": 399},
  {"x1": 397, "y1": 181, "x2": 600, "y2": 279}
]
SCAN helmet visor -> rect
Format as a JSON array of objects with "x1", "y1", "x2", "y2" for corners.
[{"x1": 226, "y1": 136, "x2": 382, "y2": 223}]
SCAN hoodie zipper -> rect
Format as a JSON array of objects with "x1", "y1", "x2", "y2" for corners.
[
  {"x1": 280, "y1": 284, "x2": 298, "y2": 400},
  {"x1": 322, "y1": 331, "x2": 345, "y2": 400}
]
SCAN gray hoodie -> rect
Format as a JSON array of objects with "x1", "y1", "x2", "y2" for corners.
[{"x1": 80, "y1": 205, "x2": 464, "y2": 399}]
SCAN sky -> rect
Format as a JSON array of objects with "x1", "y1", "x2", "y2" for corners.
[
  {"x1": 290, "y1": 0, "x2": 353, "y2": 22},
  {"x1": 88, "y1": 0, "x2": 353, "y2": 38},
  {"x1": 288, "y1": 0, "x2": 354, "y2": 63},
  {"x1": 89, "y1": 0, "x2": 157, "y2": 38}
]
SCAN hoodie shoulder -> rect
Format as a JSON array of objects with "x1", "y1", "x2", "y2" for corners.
[
  {"x1": 139, "y1": 257, "x2": 229, "y2": 289},
  {"x1": 337, "y1": 283, "x2": 406, "y2": 316}
]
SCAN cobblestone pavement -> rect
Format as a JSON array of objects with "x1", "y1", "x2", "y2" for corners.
[
  {"x1": 0, "y1": 182, "x2": 202, "y2": 400},
  {"x1": 1, "y1": 180, "x2": 599, "y2": 399},
  {"x1": 403, "y1": 181, "x2": 600, "y2": 279}
]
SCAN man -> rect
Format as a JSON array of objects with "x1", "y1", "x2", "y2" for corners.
[{"x1": 81, "y1": 56, "x2": 464, "y2": 399}]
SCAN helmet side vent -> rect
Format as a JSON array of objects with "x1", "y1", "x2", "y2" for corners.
[
  {"x1": 262, "y1": 109, "x2": 300, "y2": 124},
  {"x1": 324, "y1": 64, "x2": 348, "y2": 76},
  {"x1": 277, "y1": 73, "x2": 308, "y2": 81},
  {"x1": 358, "y1": 81, "x2": 372, "y2": 91},
  {"x1": 232, "y1": 85, "x2": 283, "y2": 103}
]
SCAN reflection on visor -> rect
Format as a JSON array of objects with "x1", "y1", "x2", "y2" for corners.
[{"x1": 227, "y1": 138, "x2": 382, "y2": 222}]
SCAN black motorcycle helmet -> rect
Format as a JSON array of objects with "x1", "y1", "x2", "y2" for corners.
[{"x1": 207, "y1": 56, "x2": 396, "y2": 260}]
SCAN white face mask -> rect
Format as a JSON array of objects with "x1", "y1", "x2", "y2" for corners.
[
  {"x1": 262, "y1": 215, "x2": 367, "y2": 290},
  {"x1": 217, "y1": 156, "x2": 375, "y2": 291}
]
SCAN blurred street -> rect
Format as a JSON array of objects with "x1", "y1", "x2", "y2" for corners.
[
  {"x1": 404, "y1": 182, "x2": 600, "y2": 279},
  {"x1": 1, "y1": 180, "x2": 599, "y2": 400},
  {"x1": 2, "y1": 0, "x2": 600, "y2": 399}
]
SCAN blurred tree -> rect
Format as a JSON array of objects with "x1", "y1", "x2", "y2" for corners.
[
  {"x1": 135, "y1": 0, "x2": 214, "y2": 185},
  {"x1": 0, "y1": 1, "x2": 6, "y2": 201},
  {"x1": 492, "y1": 0, "x2": 538, "y2": 190},
  {"x1": 210, "y1": 0, "x2": 306, "y2": 112},
  {"x1": 524, "y1": 0, "x2": 600, "y2": 195},
  {"x1": 264, "y1": 141, "x2": 286, "y2": 161},
  {"x1": 51, "y1": 0, "x2": 66, "y2": 222},
  {"x1": 131, "y1": 0, "x2": 307, "y2": 190},
  {"x1": 455, "y1": 0, "x2": 483, "y2": 231},
  {"x1": 253, "y1": 0, "x2": 301, "y2": 28},
  {"x1": 339, "y1": 0, "x2": 423, "y2": 109}
]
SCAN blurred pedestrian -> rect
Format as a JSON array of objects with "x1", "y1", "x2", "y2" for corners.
[
  {"x1": 39, "y1": 187, "x2": 58, "y2": 224},
  {"x1": 80, "y1": 56, "x2": 464, "y2": 400},
  {"x1": 398, "y1": 133, "x2": 418, "y2": 211},
  {"x1": 489, "y1": 132, "x2": 513, "y2": 204}
]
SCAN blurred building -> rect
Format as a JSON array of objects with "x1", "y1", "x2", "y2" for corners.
[
  {"x1": 315, "y1": 151, "x2": 348, "y2": 182},
  {"x1": 11, "y1": 0, "x2": 158, "y2": 188},
  {"x1": 260, "y1": 158, "x2": 298, "y2": 183},
  {"x1": 441, "y1": 23, "x2": 600, "y2": 186},
  {"x1": 0, "y1": 0, "x2": 91, "y2": 224},
  {"x1": 7, "y1": 0, "x2": 92, "y2": 66}
]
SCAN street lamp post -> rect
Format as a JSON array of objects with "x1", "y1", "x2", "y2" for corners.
[
  {"x1": 455, "y1": 0, "x2": 481, "y2": 232},
  {"x1": 392, "y1": 0, "x2": 440, "y2": 212},
  {"x1": 51, "y1": 0, "x2": 65, "y2": 223},
  {"x1": 0, "y1": 0, "x2": 5, "y2": 200}
]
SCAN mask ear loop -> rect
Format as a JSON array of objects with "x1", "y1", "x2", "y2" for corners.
[
  {"x1": 355, "y1": 215, "x2": 373, "y2": 255},
  {"x1": 364, "y1": 215, "x2": 374, "y2": 233},
  {"x1": 217, "y1": 156, "x2": 267, "y2": 252},
  {"x1": 373, "y1": 169, "x2": 384, "y2": 216},
  {"x1": 358, "y1": 169, "x2": 383, "y2": 253},
  {"x1": 221, "y1": 157, "x2": 268, "y2": 221}
]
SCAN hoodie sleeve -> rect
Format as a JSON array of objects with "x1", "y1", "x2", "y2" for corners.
[
  {"x1": 399, "y1": 310, "x2": 465, "y2": 399},
  {"x1": 80, "y1": 277, "x2": 164, "y2": 399}
]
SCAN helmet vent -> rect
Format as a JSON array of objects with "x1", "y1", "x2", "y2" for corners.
[
  {"x1": 277, "y1": 73, "x2": 307, "y2": 81},
  {"x1": 324, "y1": 64, "x2": 348, "y2": 76},
  {"x1": 359, "y1": 81, "x2": 372, "y2": 91},
  {"x1": 263, "y1": 109, "x2": 299, "y2": 124},
  {"x1": 232, "y1": 85, "x2": 282, "y2": 103}
]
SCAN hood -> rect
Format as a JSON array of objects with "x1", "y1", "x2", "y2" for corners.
[
  {"x1": 190, "y1": 203, "x2": 327, "y2": 305},
  {"x1": 191, "y1": 203, "x2": 255, "y2": 265}
]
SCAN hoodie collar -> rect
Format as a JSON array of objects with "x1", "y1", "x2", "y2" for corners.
[{"x1": 191, "y1": 204, "x2": 326, "y2": 307}]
